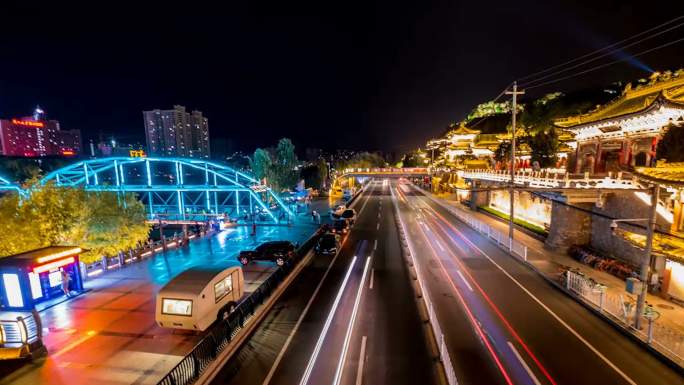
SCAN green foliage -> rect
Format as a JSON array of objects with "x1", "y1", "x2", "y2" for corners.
[
  {"x1": 465, "y1": 100, "x2": 523, "y2": 122},
  {"x1": 494, "y1": 141, "x2": 512, "y2": 163},
  {"x1": 75, "y1": 193, "x2": 151, "y2": 264},
  {"x1": 401, "y1": 152, "x2": 420, "y2": 167},
  {"x1": 479, "y1": 206, "x2": 548, "y2": 236},
  {"x1": 249, "y1": 148, "x2": 272, "y2": 181},
  {"x1": 336, "y1": 152, "x2": 386, "y2": 170},
  {"x1": 656, "y1": 124, "x2": 684, "y2": 162},
  {"x1": 249, "y1": 138, "x2": 299, "y2": 191},
  {"x1": 271, "y1": 138, "x2": 299, "y2": 191},
  {"x1": 528, "y1": 129, "x2": 559, "y2": 168},
  {"x1": 300, "y1": 159, "x2": 329, "y2": 190},
  {"x1": 0, "y1": 182, "x2": 150, "y2": 264}
]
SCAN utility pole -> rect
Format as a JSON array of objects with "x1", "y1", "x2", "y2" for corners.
[
  {"x1": 505, "y1": 81, "x2": 525, "y2": 244},
  {"x1": 635, "y1": 184, "x2": 659, "y2": 329}
]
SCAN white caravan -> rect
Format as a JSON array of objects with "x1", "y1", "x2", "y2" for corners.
[{"x1": 155, "y1": 266, "x2": 244, "y2": 331}]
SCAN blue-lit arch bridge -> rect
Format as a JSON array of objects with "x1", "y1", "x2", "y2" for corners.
[
  {"x1": 39, "y1": 157, "x2": 294, "y2": 224},
  {"x1": 0, "y1": 175, "x2": 23, "y2": 195}
]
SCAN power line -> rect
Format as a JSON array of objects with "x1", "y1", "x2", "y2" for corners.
[
  {"x1": 524, "y1": 36, "x2": 684, "y2": 90},
  {"x1": 517, "y1": 15, "x2": 684, "y2": 83},
  {"x1": 520, "y1": 21, "x2": 684, "y2": 87}
]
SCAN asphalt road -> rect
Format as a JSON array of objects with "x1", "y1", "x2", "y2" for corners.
[
  {"x1": 210, "y1": 179, "x2": 439, "y2": 385},
  {"x1": 395, "y1": 180, "x2": 684, "y2": 385}
]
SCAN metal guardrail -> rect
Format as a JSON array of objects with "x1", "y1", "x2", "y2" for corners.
[
  {"x1": 156, "y1": 182, "x2": 369, "y2": 385},
  {"x1": 564, "y1": 270, "x2": 684, "y2": 366},
  {"x1": 421, "y1": 188, "x2": 528, "y2": 262},
  {"x1": 156, "y1": 230, "x2": 322, "y2": 385},
  {"x1": 390, "y1": 186, "x2": 459, "y2": 385}
]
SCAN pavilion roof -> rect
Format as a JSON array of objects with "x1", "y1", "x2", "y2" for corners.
[
  {"x1": 555, "y1": 70, "x2": 684, "y2": 129},
  {"x1": 447, "y1": 122, "x2": 481, "y2": 136},
  {"x1": 633, "y1": 162, "x2": 684, "y2": 188}
]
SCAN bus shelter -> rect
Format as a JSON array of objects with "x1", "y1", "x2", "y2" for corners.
[{"x1": 0, "y1": 246, "x2": 84, "y2": 311}]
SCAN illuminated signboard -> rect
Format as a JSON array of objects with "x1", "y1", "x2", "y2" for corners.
[
  {"x1": 11, "y1": 119, "x2": 44, "y2": 128},
  {"x1": 130, "y1": 149, "x2": 146, "y2": 158},
  {"x1": 61, "y1": 150, "x2": 75, "y2": 156}
]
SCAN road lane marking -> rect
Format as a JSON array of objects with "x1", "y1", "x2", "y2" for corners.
[
  {"x1": 369, "y1": 268, "x2": 375, "y2": 290},
  {"x1": 376, "y1": 223, "x2": 380, "y2": 230},
  {"x1": 435, "y1": 239, "x2": 446, "y2": 252},
  {"x1": 377, "y1": 212, "x2": 381, "y2": 219},
  {"x1": 261, "y1": 236, "x2": 353, "y2": 385},
  {"x1": 373, "y1": 239, "x2": 377, "y2": 250},
  {"x1": 426, "y1": 205, "x2": 638, "y2": 385},
  {"x1": 299, "y1": 257, "x2": 358, "y2": 385},
  {"x1": 52, "y1": 330, "x2": 98, "y2": 358},
  {"x1": 457, "y1": 270, "x2": 473, "y2": 292},
  {"x1": 333, "y1": 256, "x2": 372, "y2": 385},
  {"x1": 411, "y1": 214, "x2": 514, "y2": 385},
  {"x1": 355, "y1": 336, "x2": 368, "y2": 385},
  {"x1": 507, "y1": 341, "x2": 542, "y2": 385}
]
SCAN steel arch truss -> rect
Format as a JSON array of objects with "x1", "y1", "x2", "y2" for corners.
[
  {"x1": 40, "y1": 157, "x2": 293, "y2": 223},
  {"x1": 0, "y1": 175, "x2": 22, "y2": 195}
]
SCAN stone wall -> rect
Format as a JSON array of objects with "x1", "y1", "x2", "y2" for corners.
[
  {"x1": 469, "y1": 181, "x2": 489, "y2": 210},
  {"x1": 590, "y1": 191, "x2": 670, "y2": 268},
  {"x1": 545, "y1": 200, "x2": 593, "y2": 252}
]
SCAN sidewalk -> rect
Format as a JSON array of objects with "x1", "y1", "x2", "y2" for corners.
[{"x1": 426, "y1": 189, "x2": 684, "y2": 365}]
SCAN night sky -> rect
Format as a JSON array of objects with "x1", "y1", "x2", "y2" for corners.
[{"x1": 0, "y1": 1, "x2": 682, "y2": 156}]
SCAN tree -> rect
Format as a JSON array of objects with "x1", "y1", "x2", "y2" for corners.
[
  {"x1": 657, "y1": 123, "x2": 684, "y2": 163},
  {"x1": 249, "y1": 148, "x2": 272, "y2": 182},
  {"x1": 73, "y1": 193, "x2": 150, "y2": 264},
  {"x1": 528, "y1": 129, "x2": 559, "y2": 168},
  {"x1": 401, "y1": 152, "x2": 420, "y2": 167},
  {"x1": 336, "y1": 152, "x2": 386, "y2": 170},
  {"x1": 0, "y1": 182, "x2": 150, "y2": 264},
  {"x1": 270, "y1": 138, "x2": 299, "y2": 191},
  {"x1": 300, "y1": 159, "x2": 330, "y2": 190},
  {"x1": 494, "y1": 141, "x2": 512, "y2": 164},
  {"x1": 248, "y1": 138, "x2": 299, "y2": 191}
]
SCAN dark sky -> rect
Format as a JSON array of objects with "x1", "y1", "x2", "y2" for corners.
[{"x1": 0, "y1": 1, "x2": 682, "y2": 156}]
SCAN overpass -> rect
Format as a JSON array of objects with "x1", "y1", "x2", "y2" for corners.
[
  {"x1": 339, "y1": 167, "x2": 430, "y2": 178},
  {"x1": 35, "y1": 157, "x2": 293, "y2": 223},
  {"x1": 0, "y1": 174, "x2": 24, "y2": 195}
]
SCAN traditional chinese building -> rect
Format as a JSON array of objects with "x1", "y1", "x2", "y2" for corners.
[
  {"x1": 555, "y1": 70, "x2": 684, "y2": 174},
  {"x1": 426, "y1": 123, "x2": 496, "y2": 166},
  {"x1": 630, "y1": 162, "x2": 684, "y2": 301}
]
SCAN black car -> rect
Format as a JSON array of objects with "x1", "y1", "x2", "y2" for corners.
[
  {"x1": 315, "y1": 233, "x2": 340, "y2": 255},
  {"x1": 239, "y1": 241, "x2": 296, "y2": 266},
  {"x1": 340, "y1": 209, "x2": 357, "y2": 225},
  {"x1": 331, "y1": 218, "x2": 349, "y2": 234}
]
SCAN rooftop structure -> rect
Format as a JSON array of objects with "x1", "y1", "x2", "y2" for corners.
[{"x1": 556, "y1": 70, "x2": 684, "y2": 174}]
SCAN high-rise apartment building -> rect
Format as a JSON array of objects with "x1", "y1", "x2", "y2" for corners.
[
  {"x1": 143, "y1": 105, "x2": 210, "y2": 158},
  {"x1": 0, "y1": 107, "x2": 81, "y2": 157}
]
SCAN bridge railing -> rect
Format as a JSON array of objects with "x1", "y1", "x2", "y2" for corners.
[
  {"x1": 459, "y1": 169, "x2": 641, "y2": 189},
  {"x1": 342, "y1": 167, "x2": 429, "y2": 174}
]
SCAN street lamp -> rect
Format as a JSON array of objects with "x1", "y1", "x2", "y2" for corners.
[{"x1": 610, "y1": 184, "x2": 659, "y2": 330}]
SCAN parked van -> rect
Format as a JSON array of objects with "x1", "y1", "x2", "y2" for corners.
[{"x1": 155, "y1": 266, "x2": 244, "y2": 331}]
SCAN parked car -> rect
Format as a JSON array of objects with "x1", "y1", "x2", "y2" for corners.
[
  {"x1": 156, "y1": 266, "x2": 244, "y2": 331},
  {"x1": 331, "y1": 218, "x2": 349, "y2": 234},
  {"x1": 316, "y1": 233, "x2": 340, "y2": 255},
  {"x1": 239, "y1": 241, "x2": 296, "y2": 266},
  {"x1": 340, "y1": 209, "x2": 357, "y2": 225}
]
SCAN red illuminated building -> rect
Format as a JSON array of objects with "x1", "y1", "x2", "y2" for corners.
[{"x1": 0, "y1": 107, "x2": 81, "y2": 157}]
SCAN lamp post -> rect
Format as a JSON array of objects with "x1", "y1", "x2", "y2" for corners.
[{"x1": 610, "y1": 183, "x2": 659, "y2": 329}]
